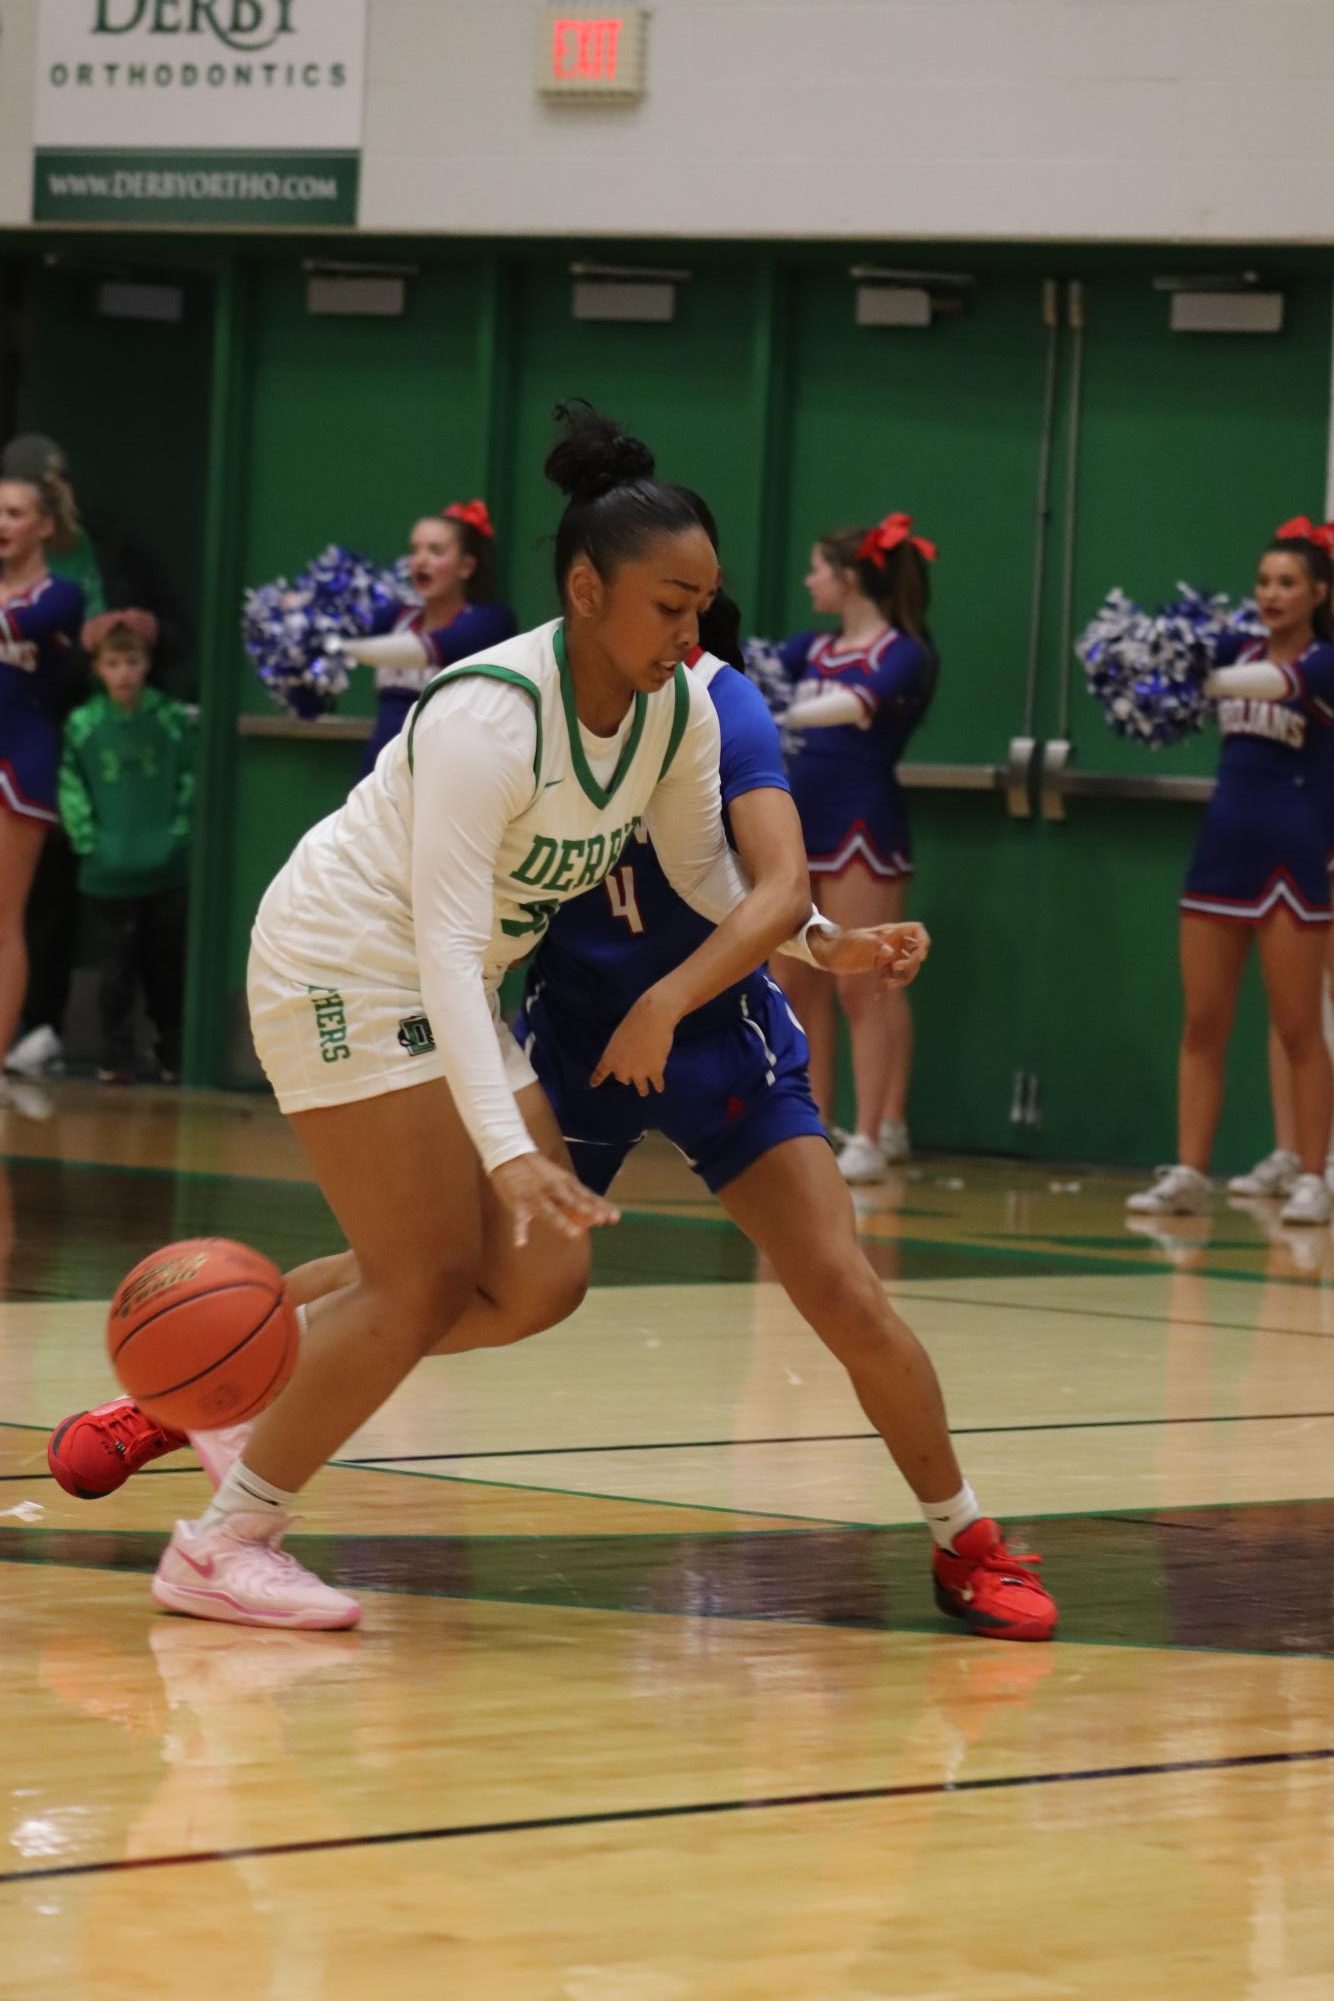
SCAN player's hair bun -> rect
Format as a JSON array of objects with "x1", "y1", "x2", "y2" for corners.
[{"x1": 545, "y1": 401, "x2": 656, "y2": 504}]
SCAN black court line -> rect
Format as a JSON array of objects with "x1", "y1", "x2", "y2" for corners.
[
  {"x1": 889, "y1": 1286, "x2": 1334, "y2": 1341},
  {"x1": 3, "y1": 1745, "x2": 1330, "y2": 1888},
  {"x1": 5, "y1": 1407, "x2": 1333, "y2": 1487},
  {"x1": 341, "y1": 1408, "x2": 1334, "y2": 1466}
]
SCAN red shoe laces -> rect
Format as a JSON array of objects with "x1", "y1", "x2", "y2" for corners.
[
  {"x1": 981, "y1": 1539, "x2": 1044, "y2": 1582},
  {"x1": 98, "y1": 1403, "x2": 156, "y2": 1451}
]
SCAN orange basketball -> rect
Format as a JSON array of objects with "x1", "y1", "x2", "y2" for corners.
[{"x1": 106, "y1": 1238, "x2": 299, "y2": 1432}]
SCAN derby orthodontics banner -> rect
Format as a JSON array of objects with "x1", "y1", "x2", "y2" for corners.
[{"x1": 33, "y1": 1, "x2": 369, "y2": 226}]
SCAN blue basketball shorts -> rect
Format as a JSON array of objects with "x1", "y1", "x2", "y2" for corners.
[{"x1": 518, "y1": 973, "x2": 828, "y2": 1196}]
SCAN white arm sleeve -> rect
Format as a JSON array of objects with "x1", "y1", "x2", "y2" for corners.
[
  {"x1": 1205, "y1": 662, "x2": 1290, "y2": 701},
  {"x1": 409, "y1": 680, "x2": 540, "y2": 1175},
  {"x1": 643, "y1": 675, "x2": 835, "y2": 970},
  {"x1": 784, "y1": 684, "x2": 871, "y2": 730},
  {"x1": 339, "y1": 632, "x2": 430, "y2": 671}
]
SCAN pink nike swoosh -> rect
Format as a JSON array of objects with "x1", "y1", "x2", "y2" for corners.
[{"x1": 178, "y1": 1548, "x2": 216, "y2": 1580}]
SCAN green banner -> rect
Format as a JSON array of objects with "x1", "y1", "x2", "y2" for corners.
[{"x1": 33, "y1": 147, "x2": 359, "y2": 226}]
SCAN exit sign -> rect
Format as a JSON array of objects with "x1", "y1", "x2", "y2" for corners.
[{"x1": 538, "y1": 10, "x2": 649, "y2": 100}]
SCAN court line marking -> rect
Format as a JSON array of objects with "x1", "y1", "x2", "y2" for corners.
[
  {"x1": 2, "y1": 1744, "x2": 1330, "y2": 1888},
  {"x1": 889, "y1": 1286, "x2": 1334, "y2": 1339},
  {"x1": 337, "y1": 1409, "x2": 1334, "y2": 1465}
]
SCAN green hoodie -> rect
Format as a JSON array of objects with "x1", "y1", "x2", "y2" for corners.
[{"x1": 59, "y1": 688, "x2": 195, "y2": 899}]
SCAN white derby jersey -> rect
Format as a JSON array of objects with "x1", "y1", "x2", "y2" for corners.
[
  {"x1": 251, "y1": 617, "x2": 742, "y2": 1171},
  {"x1": 406, "y1": 617, "x2": 692, "y2": 980}
]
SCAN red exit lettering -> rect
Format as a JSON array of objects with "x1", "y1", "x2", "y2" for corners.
[{"x1": 552, "y1": 16, "x2": 623, "y2": 82}]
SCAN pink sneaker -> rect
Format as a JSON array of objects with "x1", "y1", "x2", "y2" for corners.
[
  {"x1": 188, "y1": 1423, "x2": 253, "y2": 1492},
  {"x1": 151, "y1": 1512, "x2": 362, "y2": 1630}
]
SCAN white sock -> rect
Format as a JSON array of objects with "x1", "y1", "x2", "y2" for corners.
[
  {"x1": 921, "y1": 1482, "x2": 981, "y2": 1553},
  {"x1": 200, "y1": 1459, "x2": 298, "y2": 1534}
]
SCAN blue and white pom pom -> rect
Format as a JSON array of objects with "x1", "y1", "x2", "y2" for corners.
[
  {"x1": 742, "y1": 638, "x2": 806, "y2": 762},
  {"x1": 242, "y1": 545, "x2": 409, "y2": 719},
  {"x1": 1077, "y1": 582, "x2": 1237, "y2": 748}
]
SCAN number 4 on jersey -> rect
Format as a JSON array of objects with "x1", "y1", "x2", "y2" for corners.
[{"x1": 605, "y1": 864, "x2": 645, "y2": 934}]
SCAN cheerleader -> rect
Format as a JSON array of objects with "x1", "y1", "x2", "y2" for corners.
[
  {"x1": 0, "y1": 473, "x2": 84, "y2": 1108},
  {"x1": 81, "y1": 405, "x2": 910, "y2": 1630},
  {"x1": 327, "y1": 500, "x2": 517, "y2": 776},
  {"x1": 770, "y1": 515, "x2": 938, "y2": 1182},
  {"x1": 1130, "y1": 519, "x2": 1334, "y2": 1224}
]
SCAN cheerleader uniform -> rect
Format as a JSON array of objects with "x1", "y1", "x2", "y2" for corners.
[
  {"x1": 360, "y1": 598, "x2": 518, "y2": 776},
  {"x1": 0, "y1": 573, "x2": 86, "y2": 825},
  {"x1": 777, "y1": 627, "x2": 937, "y2": 877},
  {"x1": 1181, "y1": 636, "x2": 1334, "y2": 925}
]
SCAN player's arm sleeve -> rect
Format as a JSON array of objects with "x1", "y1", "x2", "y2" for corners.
[
  {"x1": 409, "y1": 680, "x2": 541, "y2": 1175},
  {"x1": 57, "y1": 724, "x2": 96, "y2": 855},
  {"x1": 339, "y1": 630, "x2": 429, "y2": 671},
  {"x1": 1205, "y1": 662, "x2": 1292, "y2": 700},
  {"x1": 783, "y1": 684, "x2": 869, "y2": 730}
]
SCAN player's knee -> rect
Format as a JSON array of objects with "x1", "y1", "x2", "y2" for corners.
[
  {"x1": 1181, "y1": 1008, "x2": 1230, "y2": 1054},
  {"x1": 1272, "y1": 1012, "x2": 1324, "y2": 1064},
  {"x1": 834, "y1": 972, "x2": 878, "y2": 1022},
  {"x1": 373, "y1": 1256, "x2": 482, "y2": 1355},
  {"x1": 801, "y1": 1260, "x2": 888, "y2": 1358},
  {"x1": 525, "y1": 1240, "x2": 591, "y2": 1333}
]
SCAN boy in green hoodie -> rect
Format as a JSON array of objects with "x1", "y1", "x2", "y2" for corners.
[{"x1": 58, "y1": 618, "x2": 194, "y2": 1083}]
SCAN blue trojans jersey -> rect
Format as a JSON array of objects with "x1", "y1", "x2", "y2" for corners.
[
  {"x1": 0, "y1": 573, "x2": 84, "y2": 721},
  {"x1": 777, "y1": 626, "x2": 937, "y2": 781},
  {"x1": 528, "y1": 652, "x2": 791, "y2": 1039},
  {"x1": 1212, "y1": 634, "x2": 1334, "y2": 784}
]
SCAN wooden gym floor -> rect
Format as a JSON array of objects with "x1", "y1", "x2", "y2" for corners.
[{"x1": 2, "y1": 1081, "x2": 1334, "y2": 1998}]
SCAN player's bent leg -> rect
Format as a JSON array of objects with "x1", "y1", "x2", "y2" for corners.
[
  {"x1": 154, "y1": 1076, "x2": 497, "y2": 1630},
  {"x1": 716, "y1": 1135, "x2": 1056, "y2": 1641},
  {"x1": 717, "y1": 1136, "x2": 962, "y2": 1498},
  {"x1": 432, "y1": 1081, "x2": 593, "y2": 1354},
  {"x1": 52, "y1": 1083, "x2": 594, "y2": 1507}
]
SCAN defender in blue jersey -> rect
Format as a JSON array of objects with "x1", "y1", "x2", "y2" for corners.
[
  {"x1": 512, "y1": 516, "x2": 1053, "y2": 1640},
  {"x1": 520, "y1": 646, "x2": 825, "y2": 1192}
]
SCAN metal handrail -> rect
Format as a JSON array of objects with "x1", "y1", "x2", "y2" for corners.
[
  {"x1": 233, "y1": 716, "x2": 1215, "y2": 809},
  {"x1": 237, "y1": 713, "x2": 371, "y2": 740}
]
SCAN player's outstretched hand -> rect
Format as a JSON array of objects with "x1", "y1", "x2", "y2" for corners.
[
  {"x1": 591, "y1": 989, "x2": 678, "y2": 1098},
  {"x1": 810, "y1": 920, "x2": 931, "y2": 988},
  {"x1": 490, "y1": 1153, "x2": 621, "y2": 1248}
]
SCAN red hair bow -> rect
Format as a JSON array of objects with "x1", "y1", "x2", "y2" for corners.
[
  {"x1": 443, "y1": 498, "x2": 495, "y2": 539},
  {"x1": 857, "y1": 512, "x2": 937, "y2": 568},
  {"x1": 1276, "y1": 514, "x2": 1334, "y2": 554}
]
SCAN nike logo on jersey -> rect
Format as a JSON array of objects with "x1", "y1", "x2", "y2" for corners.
[{"x1": 543, "y1": 778, "x2": 563, "y2": 790}]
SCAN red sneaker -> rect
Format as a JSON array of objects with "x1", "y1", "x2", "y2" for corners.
[
  {"x1": 47, "y1": 1396, "x2": 187, "y2": 1499},
  {"x1": 932, "y1": 1518, "x2": 1057, "y2": 1642}
]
